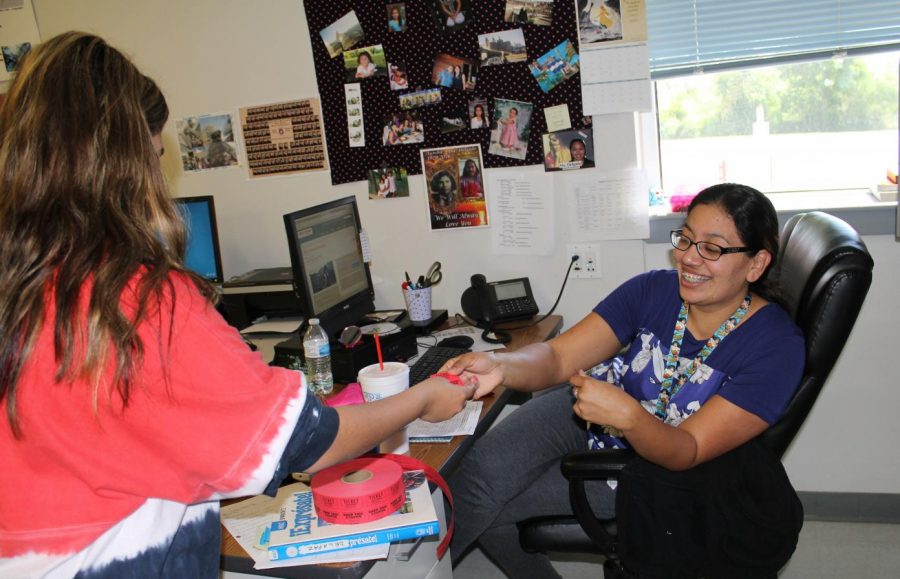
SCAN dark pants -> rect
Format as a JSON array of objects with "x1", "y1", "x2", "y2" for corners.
[{"x1": 448, "y1": 385, "x2": 616, "y2": 578}]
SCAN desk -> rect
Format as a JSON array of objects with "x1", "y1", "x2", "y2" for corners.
[{"x1": 221, "y1": 315, "x2": 563, "y2": 579}]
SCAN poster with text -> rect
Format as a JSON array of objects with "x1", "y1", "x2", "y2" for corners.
[{"x1": 420, "y1": 144, "x2": 488, "y2": 231}]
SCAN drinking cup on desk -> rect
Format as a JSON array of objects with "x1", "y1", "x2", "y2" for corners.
[
  {"x1": 403, "y1": 286, "x2": 432, "y2": 322},
  {"x1": 358, "y1": 362, "x2": 411, "y2": 455}
]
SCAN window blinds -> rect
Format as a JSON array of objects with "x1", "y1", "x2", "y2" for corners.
[{"x1": 646, "y1": 0, "x2": 900, "y2": 78}]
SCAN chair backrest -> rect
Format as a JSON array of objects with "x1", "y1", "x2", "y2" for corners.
[{"x1": 760, "y1": 211, "x2": 874, "y2": 458}]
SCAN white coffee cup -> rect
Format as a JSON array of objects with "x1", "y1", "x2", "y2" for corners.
[{"x1": 357, "y1": 361, "x2": 410, "y2": 454}]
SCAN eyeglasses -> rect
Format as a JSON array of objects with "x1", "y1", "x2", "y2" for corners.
[{"x1": 670, "y1": 229, "x2": 753, "y2": 261}]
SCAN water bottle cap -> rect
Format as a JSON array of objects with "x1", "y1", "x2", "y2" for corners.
[{"x1": 310, "y1": 318, "x2": 320, "y2": 325}]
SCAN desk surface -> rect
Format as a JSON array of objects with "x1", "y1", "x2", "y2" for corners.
[{"x1": 221, "y1": 315, "x2": 563, "y2": 578}]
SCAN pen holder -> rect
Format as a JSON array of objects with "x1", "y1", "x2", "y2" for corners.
[{"x1": 403, "y1": 286, "x2": 432, "y2": 322}]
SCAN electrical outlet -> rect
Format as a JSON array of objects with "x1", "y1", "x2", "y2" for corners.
[{"x1": 566, "y1": 243, "x2": 602, "y2": 279}]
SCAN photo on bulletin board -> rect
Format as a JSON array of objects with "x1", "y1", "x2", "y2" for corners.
[
  {"x1": 468, "y1": 98, "x2": 489, "y2": 129},
  {"x1": 478, "y1": 28, "x2": 528, "y2": 66},
  {"x1": 400, "y1": 88, "x2": 442, "y2": 110},
  {"x1": 386, "y1": 3, "x2": 408, "y2": 32},
  {"x1": 529, "y1": 39, "x2": 580, "y2": 93},
  {"x1": 504, "y1": 0, "x2": 554, "y2": 26},
  {"x1": 388, "y1": 61, "x2": 409, "y2": 90},
  {"x1": 344, "y1": 44, "x2": 386, "y2": 81},
  {"x1": 440, "y1": 107, "x2": 468, "y2": 134},
  {"x1": 542, "y1": 128, "x2": 595, "y2": 171},
  {"x1": 383, "y1": 111, "x2": 425, "y2": 145},
  {"x1": 489, "y1": 98, "x2": 533, "y2": 160},
  {"x1": 421, "y1": 144, "x2": 488, "y2": 231},
  {"x1": 176, "y1": 113, "x2": 239, "y2": 172},
  {"x1": 432, "y1": 0, "x2": 471, "y2": 34},
  {"x1": 432, "y1": 53, "x2": 478, "y2": 91},
  {"x1": 368, "y1": 166, "x2": 409, "y2": 199},
  {"x1": 319, "y1": 10, "x2": 365, "y2": 58}
]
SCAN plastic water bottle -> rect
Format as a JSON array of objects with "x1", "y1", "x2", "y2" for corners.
[{"x1": 302, "y1": 318, "x2": 333, "y2": 396}]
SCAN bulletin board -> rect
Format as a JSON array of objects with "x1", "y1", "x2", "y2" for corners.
[{"x1": 303, "y1": 0, "x2": 586, "y2": 185}]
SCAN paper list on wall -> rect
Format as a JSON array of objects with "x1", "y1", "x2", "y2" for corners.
[
  {"x1": 489, "y1": 169, "x2": 554, "y2": 255},
  {"x1": 566, "y1": 169, "x2": 649, "y2": 241}
]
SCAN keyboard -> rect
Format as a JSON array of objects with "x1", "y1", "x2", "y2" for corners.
[{"x1": 408, "y1": 346, "x2": 471, "y2": 386}]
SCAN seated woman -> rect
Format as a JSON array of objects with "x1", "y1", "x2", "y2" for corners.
[
  {"x1": 0, "y1": 32, "x2": 473, "y2": 578},
  {"x1": 442, "y1": 183, "x2": 805, "y2": 578}
]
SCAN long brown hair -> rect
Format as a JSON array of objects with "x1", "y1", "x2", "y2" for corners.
[{"x1": 0, "y1": 32, "x2": 215, "y2": 436}]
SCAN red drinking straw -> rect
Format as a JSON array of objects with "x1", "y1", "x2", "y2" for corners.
[{"x1": 374, "y1": 333, "x2": 384, "y2": 371}]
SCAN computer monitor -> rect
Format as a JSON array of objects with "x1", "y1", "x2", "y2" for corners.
[
  {"x1": 174, "y1": 195, "x2": 225, "y2": 284},
  {"x1": 283, "y1": 196, "x2": 375, "y2": 339}
]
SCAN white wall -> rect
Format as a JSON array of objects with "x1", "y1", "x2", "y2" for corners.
[{"x1": 32, "y1": 0, "x2": 899, "y2": 494}]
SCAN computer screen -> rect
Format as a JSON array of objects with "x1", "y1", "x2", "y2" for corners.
[
  {"x1": 174, "y1": 195, "x2": 225, "y2": 284},
  {"x1": 283, "y1": 196, "x2": 374, "y2": 339}
]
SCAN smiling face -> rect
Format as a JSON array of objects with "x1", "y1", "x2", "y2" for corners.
[
  {"x1": 359, "y1": 53, "x2": 371, "y2": 66},
  {"x1": 674, "y1": 203, "x2": 771, "y2": 317},
  {"x1": 570, "y1": 140, "x2": 586, "y2": 161}
]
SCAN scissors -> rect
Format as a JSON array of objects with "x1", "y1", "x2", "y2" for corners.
[{"x1": 423, "y1": 261, "x2": 442, "y2": 287}]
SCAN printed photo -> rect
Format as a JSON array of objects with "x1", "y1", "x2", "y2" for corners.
[
  {"x1": 421, "y1": 144, "x2": 488, "y2": 230},
  {"x1": 577, "y1": 0, "x2": 623, "y2": 46},
  {"x1": 504, "y1": 0, "x2": 554, "y2": 26},
  {"x1": 177, "y1": 113, "x2": 239, "y2": 172},
  {"x1": 432, "y1": 0, "x2": 470, "y2": 34},
  {"x1": 386, "y1": 3, "x2": 407, "y2": 32},
  {"x1": 319, "y1": 10, "x2": 365, "y2": 58},
  {"x1": 344, "y1": 45, "x2": 387, "y2": 82},
  {"x1": 400, "y1": 88, "x2": 442, "y2": 110},
  {"x1": 529, "y1": 39, "x2": 580, "y2": 93},
  {"x1": 368, "y1": 167, "x2": 410, "y2": 199},
  {"x1": 478, "y1": 29, "x2": 527, "y2": 66},
  {"x1": 389, "y1": 61, "x2": 409, "y2": 90},
  {"x1": 1, "y1": 42, "x2": 30, "y2": 73},
  {"x1": 382, "y1": 111, "x2": 424, "y2": 145},
  {"x1": 432, "y1": 53, "x2": 478, "y2": 91},
  {"x1": 488, "y1": 98, "x2": 533, "y2": 160},
  {"x1": 468, "y1": 98, "x2": 489, "y2": 129},
  {"x1": 542, "y1": 128, "x2": 595, "y2": 171},
  {"x1": 440, "y1": 108, "x2": 468, "y2": 134}
]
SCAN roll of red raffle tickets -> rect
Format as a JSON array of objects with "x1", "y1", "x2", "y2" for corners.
[
  {"x1": 310, "y1": 453, "x2": 456, "y2": 559},
  {"x1": 311, "y1": 457, "x2": 406, "y2": 524}
]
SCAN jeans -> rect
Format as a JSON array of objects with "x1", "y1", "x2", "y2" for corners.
[{"x1": 448, "y1": 385, "x2": 617, "y2": 578}]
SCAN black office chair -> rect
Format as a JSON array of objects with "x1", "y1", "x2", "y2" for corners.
[{"x1": 518, "y1": 211, "x2": 875, "y2": 577}]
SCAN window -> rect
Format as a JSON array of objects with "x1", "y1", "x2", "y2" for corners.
[
  {"x1": 655, "y1": 52, "x2": 899, "y2": 195},
  {"x1": 643, "y1": 0, "x2": 900, "y2": 201}
]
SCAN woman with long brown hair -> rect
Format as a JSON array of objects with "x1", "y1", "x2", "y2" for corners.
[{"x1": 0, "y1": 32, "x2": 472, "y2": 577}]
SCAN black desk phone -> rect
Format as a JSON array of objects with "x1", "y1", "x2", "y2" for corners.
[{"x1": 461, "y1": 274, "x2": 539, "y2": 325}]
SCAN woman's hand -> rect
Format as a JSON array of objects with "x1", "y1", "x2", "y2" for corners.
[
  {"x1": 439, "y1": 351, "x2": 502, "y2": 399},
  {"x1": 569, "y1": 370, "x2": 641, "y2": 431},
  {"x1": 414, "y1": 376, "x2": 476, "y2": 422}
]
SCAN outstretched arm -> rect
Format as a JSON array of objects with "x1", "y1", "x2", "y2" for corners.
[
  {"x1": 306, "y1": 378, "x2": 475, "y2": 472},
  {"x1": 440, "y1": 312, "x2": 623, "y2": 399}
]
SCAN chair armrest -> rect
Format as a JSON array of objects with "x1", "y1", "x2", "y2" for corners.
[
  {"x1": 562, "y1": 448, "x2": 637, "y2": 480},
  {"x1": 556, "y1": 448, "x2": 637, "y2": 555}
]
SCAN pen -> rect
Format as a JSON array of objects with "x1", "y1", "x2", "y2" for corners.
[
  {"x1": 405, "y1": 271, "x2": 412, "y2": 285},
  {"x1": 417, "y1": 275, "x2": 426, "y2": 288}
]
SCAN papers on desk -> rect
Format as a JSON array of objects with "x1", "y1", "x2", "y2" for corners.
[
  {"x1": 221, "y1": 484, "x2": 389, "y2": 569},
  {"x1": 239, "y1": 316, "x2": 305, "y2": 335},
  {"x1": 408, "y1": 400, "x2": 482, "y2": 441}
]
